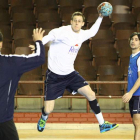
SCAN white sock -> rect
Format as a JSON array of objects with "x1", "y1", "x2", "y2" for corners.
[
  {"x1": 95, "y1": 112, "x2": 104, "y2": 125},
  {"x1": 42, "y1": 114, "x2": 48, "y2": 120}
]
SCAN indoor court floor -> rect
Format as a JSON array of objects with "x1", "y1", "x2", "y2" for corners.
[{"x1": 16, "y1": 123, "x2": 134, "y2": 140}]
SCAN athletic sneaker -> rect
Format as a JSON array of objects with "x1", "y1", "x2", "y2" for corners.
[
  {"x1": 99, "y1": 121, "x2": 119, "y2": 133},
  {"x1": 37, "y1": 116, "x2": 47, "y2": 132}
]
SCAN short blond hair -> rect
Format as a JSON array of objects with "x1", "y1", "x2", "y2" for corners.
[{"x1": 71, "y1": 12, "x2": 85, "y2": 22}]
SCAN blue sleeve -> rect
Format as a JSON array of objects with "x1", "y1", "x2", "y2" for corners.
[
  {"x1": 0, "y1": 40, "x2": 45, "y2": 75},
  {"x1": 10, "y1": 41, "x2": 45, "y2": 75}
]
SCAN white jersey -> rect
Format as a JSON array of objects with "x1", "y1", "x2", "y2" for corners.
[{"x1": 42, "y1": 17, "x2": 103, "y2": 75}]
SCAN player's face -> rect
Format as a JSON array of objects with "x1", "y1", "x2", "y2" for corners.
[
  {"x1": 71, "y1": 16, "x2": 84, "y2": 33},
  {"x1": 0, "y1": 42, "x2": 2, "y2": 51},
  {"x1": 130, "y1": 35, "x2": 140, "y2": 50}
]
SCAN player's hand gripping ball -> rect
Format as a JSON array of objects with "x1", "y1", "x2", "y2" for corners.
[{"x1": 97, "y1": 2, "x2": 113, "y2": 17}]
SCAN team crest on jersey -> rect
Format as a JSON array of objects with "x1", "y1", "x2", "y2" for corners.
[{"x1": 68, "y1": 44, "x2": 79, "y2": 55}]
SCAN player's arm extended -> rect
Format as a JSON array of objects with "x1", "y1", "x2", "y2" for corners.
[
  {"x1": 88, "y1": 16, "x2": 103, "y2": 36},
  {"x1": 16, "y1": 28, "x2": 46, "y2": 74},
  {"x1": 0, "y1": 28, "x2": 45, "y2": 74},
  {"x1": 16, "y1": 40, "x2": 45, "y2": 74},
  {"x1": 82, "y1": 16, "x2": 103, "y2": 42}
]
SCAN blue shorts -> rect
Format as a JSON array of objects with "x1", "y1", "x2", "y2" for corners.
[
  {"x1": 129, "y1": 96, "x2": 140, "y2": 118},
  {"x1": 44, "y1": 69, "x2": 88, "y2": 101}
]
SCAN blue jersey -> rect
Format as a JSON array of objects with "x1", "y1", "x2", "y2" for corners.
[{"x1": 127, "y1": 52, "x2": 140, "y2": 96}]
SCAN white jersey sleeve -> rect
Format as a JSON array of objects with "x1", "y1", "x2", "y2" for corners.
[
  {"x1": 137, "y1": 57, "x2": 140, "y2": 72},
  {"x1": 81, "y1": 16, "x2": 103, "y2": 42},
  {"x1": 42, "y1": 28, "x2": 60, "y2": 45}
]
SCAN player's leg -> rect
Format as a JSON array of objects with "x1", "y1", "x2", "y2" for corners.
[
  {"x1": 78, "y1": 85, "x2": 104, "y2": 125},
  {"x1": 78, "y1": 85, "x2": 119, "y2": 133},
  {"x1": 78, "y1": 85, "x2": 96, "y2": 101},
  {"x1": 1, "y1": 120, "x2": 19, "y2": 140},
  {"x1": 129, "y1": 96, "x2": 140, "y2": 140},
  {"x1": 37, "y1": 69, "x2": 66, "y2": 132},
  {"x1": 37, "y1": 100, "x2": 55, "y2": 132},
  {"x1": 67, "y1": 72, "x2": 104, "y2": 125},
  {"x1": 44, "y1": 100, "x2": 55, "y2": 114},
  {"x1": 67, "y1": 71, "x2": 118, "y2": 133},
  {"x1": 129, "y1": 97, "x2": 136, "y2": 139},
  {"x1": 78, "y1": 85, "x2": 104, "y2": 124},
  {"x1": 133, "y1": 114, "x2": 140, "y2": 140}
]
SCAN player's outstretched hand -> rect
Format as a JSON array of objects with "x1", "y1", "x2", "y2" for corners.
[
  {"x1": 33, "y1": 28, "x2": 45, "y2": 42},
  {"x1": 97, "y1": 4, "x2": 103, "y2": 17}
]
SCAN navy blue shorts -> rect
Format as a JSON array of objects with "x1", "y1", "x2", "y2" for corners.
[
  {"x1": 129, "y1": 96, "x2": 140, "y2": 118},
  {"x1": 44, "y1": 69, "x2": 88, "y2": 101}
]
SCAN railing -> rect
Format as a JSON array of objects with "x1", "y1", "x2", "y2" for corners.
[{"x1": 15, "y1": 81, "x2": 128, "y2": 113}]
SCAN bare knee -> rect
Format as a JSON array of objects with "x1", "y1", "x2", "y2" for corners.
[
  {"x1": 44, "y1": 107, "x2": 53, "y2": 114},
  {"x1": 78, "y1": 85, "x2": 96, "y2": 101},
  {"x1": 133, "y1": 118, "x2": 140, "y2": 129},
  {"x1": 86, "y1": 91, "x2": 96, "y2": 101}
]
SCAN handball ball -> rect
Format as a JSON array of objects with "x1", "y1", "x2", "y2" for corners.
[{"x1": 98, "y1": 2, "x2": 113, "y2": 17}]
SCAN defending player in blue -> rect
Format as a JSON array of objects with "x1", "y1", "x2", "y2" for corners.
[
  {"x1": 0, "y1": 28, "x2": 45, "y2": 140},
  {"x1": 37, "y1": 3, "x2": 119, "y2": 134},
  {"x1": 122, "y1": 32, "x2": 140, "y2": 140}
]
